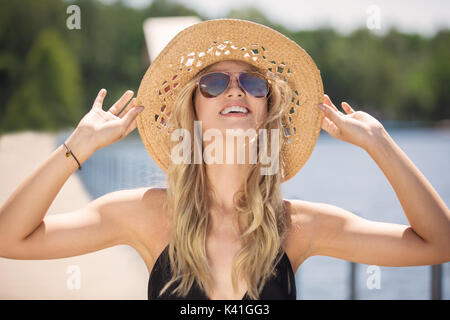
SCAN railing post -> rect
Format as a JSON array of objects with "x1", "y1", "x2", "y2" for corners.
[
  {"x1": 349, "y1": 262, "x2": 357, "y2": 300},
  {"x1": 431, "y1": 264, "x2": 442, "y2": 300}
]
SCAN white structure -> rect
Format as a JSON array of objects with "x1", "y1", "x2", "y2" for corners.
[{"x1": 143, "y1": 16, "x2": 202, "y2": 64}]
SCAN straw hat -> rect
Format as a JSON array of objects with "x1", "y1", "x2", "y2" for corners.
[{"x1": 136, "y1": 18, "x2": 324, "y2": 182}]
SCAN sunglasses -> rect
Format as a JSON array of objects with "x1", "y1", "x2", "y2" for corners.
[{"x1": 196, "y1": 71, "x2": 270, "y2": 98}]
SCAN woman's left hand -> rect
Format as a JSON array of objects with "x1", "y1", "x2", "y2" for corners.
[{"x1": 317, "y1": 94, "x2": 386, "y2": 150}]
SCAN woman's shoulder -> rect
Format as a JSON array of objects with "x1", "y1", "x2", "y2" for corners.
[
  {"x1": 116, "y1": 186, "x2": 168, "y2": 219},
  {"x1": 283, "y1": 198, "x2": 327, "y2": 223},
  {"x1": 283, "y1": 198, "x2": 315, "y2": 221},
  {"x1": 283, "y1": 198, "x2": 329, "y2": 240},
  {"x1": 134, "y1": 186, "x2": 170, "y2": 229},
  {"x1": 140, "y1": 186, "x2": 168, "y2": 208}
]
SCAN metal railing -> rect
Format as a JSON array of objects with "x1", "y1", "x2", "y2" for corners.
[{"x1": 347, "y1": 262, "x2": 443, "y2": 300}]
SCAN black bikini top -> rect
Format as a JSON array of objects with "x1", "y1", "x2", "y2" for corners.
[{"x1": 148, "y1": 244, "x2": 296, "y2": 300}]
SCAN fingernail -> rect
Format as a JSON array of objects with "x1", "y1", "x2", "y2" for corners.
[
  {"x1": 317, "y1": 104, "x2": 326, "y2": 110},
  {"x1": 137, "y1": 106, "x2": 144, "y2": 112}
]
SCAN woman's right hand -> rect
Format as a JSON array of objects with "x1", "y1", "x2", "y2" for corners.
[{"x1": 75, "y1": 88, "x2": 144, "y2": 152}]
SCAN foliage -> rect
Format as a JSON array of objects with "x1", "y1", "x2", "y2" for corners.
[{"x1": 0, "y1": 0, "x2": 448, "y2": 134}]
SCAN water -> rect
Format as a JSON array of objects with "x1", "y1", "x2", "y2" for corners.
[{"x1": 56, "y1": 125, "x2": 450, "y2": 299}]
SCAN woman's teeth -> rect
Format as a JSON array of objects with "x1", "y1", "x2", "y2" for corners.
[{"x1": 220, "y1": 106, "x2": 249, "y2": 115}]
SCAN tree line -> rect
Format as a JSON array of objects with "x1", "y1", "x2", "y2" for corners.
[{"x1": 1, "y1": 0, "x2": 448, "y2": 136}]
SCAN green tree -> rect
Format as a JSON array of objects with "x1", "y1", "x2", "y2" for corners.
[
  {"x1": 0, "y1": 0, "x2": 68, "y2": 133},
  {"x1": 427, "y1": 30, "x2": 450, "y2": 120},
  {"x1": 0, "y1": 0, "x2": 448, "y2": 132},
  {"x1": 2, "y1": 28, "x2": 84, "y2": 133}
]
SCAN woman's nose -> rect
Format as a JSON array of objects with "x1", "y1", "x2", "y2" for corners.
[{"x1": 225, "y1": 76, "x2": 245, "y2": 96}]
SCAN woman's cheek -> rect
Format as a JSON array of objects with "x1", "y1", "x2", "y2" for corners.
[{"x1": 256, "y1": 104, "x2": 268, "y2": 123}]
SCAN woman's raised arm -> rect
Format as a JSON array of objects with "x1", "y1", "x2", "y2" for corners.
[{"x1": 0, "y1": 89, "x2": 145, "y2": 258}]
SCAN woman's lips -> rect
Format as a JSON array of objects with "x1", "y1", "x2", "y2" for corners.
[{"x1": 219, "y1": 112, "x2": 250, "y2": 117}]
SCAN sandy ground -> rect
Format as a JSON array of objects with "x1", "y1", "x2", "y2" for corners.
[{"x1": 0, "y1": 131, "x2": 149, "y2": 299}]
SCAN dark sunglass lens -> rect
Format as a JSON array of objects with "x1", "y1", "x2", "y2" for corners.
[
  {"x1": 199, "y1": 73, "x2": 230, "y2": 98},
  {"x1": 239, "y1": 73, "x2": 268, "y2": 97}
]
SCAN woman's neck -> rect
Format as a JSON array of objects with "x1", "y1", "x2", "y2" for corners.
[
  {"x1": 206, "y1": 163, "x2": 249, "y2": 209},
  {"x1": 205, "y1": 162, "x2": 250, "y2": 231}
]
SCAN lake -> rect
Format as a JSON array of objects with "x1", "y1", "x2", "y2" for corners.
[{"x1": 56, "y1": 123, "x2": 450, "y2": 299}]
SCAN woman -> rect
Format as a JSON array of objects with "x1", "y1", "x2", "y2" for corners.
[{"x1": 0, "y1": 19, "x2": 448, "y2": 300}]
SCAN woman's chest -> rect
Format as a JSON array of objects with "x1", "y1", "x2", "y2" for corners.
[
  {"x1": 204, "y1": 232, "x2": 248, "y2": 299},
  {"x1": 136, "y1": 220, "x2": 307, "y2": 281}
]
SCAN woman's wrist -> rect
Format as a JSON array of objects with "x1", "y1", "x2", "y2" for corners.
[
  {"x1": 364, "y1": 126, "x2": 391, "y2": 156},
  {"x1": 64, "y1": 128, "x2": 97, "y2": 166}
]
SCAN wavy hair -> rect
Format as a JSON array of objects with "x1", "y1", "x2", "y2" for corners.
[{"x1": 159, "y1": 60, "x2": 294, "y2": 299}]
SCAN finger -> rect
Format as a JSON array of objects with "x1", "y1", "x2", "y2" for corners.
[
  {"x1": 342, "y1": 101, "x2": 355, "y2": 114},
  {"x1": 123, "y1": 118, "x2": 137, "y2": 137},
  {"x1": 108, "y1": 90, "x2": 134, "y2": 116},
  {"x1": 324, "y1": 94, "x2": 342, "y2": 114},
  {"x1": 121, "y1": 105, "x2": 144, "y2": 134},
  {"x1": 93, "y1": 88, "x2": 107, "y2": 110},
  {"x1": 117, "y1": 97, "x2": 136, "y2": 119},
  {"x1": 321, "y1": 116, "x2": 340, "y2": 137},
  {"x1": 318, "y1": 102, "x2": 344, "y2": 127}
]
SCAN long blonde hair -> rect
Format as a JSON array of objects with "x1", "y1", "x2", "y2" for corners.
[{"x1": 159, "y1": 60, "x2": 294, "y2": 299}]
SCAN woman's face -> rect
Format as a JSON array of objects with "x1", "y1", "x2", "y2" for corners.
[{"x1": 193, "y1": 60, "x2": 268, "y2": 134}]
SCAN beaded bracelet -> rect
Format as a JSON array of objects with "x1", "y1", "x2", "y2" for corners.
[{"x1": 63, "y1": 142, "x2": 82, "y2": 171}]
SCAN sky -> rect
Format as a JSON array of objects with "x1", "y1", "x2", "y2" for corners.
[{"x1": 102, "y1": 0, "x2": 450, "y2": 37}]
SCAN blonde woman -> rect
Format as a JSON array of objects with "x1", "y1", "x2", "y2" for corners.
[{"x1": 0, "y1": 20, "x2": 449, "y2": 300}]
